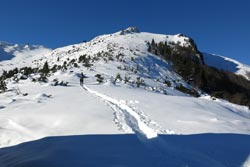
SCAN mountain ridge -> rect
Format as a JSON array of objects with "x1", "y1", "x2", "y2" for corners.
[{"x1": 0, "y1": 27, "x2": 249, "y2": 78}]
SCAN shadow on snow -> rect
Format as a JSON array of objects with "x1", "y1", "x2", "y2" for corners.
[{"x1": 0, "y1": 133, "x2": 249, "y2": 167}]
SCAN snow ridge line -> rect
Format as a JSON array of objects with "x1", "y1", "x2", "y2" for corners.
[{"x1": 82, "y1": 85, "x2": 158, "y2": 139}]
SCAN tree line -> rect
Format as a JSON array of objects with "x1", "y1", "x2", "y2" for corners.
[{"x1": 148, "y1": 39, "x2": 250, "y2": 108}]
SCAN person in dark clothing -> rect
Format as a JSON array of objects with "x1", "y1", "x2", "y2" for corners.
[{"x1": 80, "y1": 73, "x2": 84, "y2": 86}]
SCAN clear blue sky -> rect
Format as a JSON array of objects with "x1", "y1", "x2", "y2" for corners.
[{"x1": 0, "y1": 0, "x2": 249, "y2": 64}]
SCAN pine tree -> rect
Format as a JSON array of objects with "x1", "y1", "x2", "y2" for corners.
[
  {"x1": 1, "y1": 70, "x2": 7, "y2": 80},
  {"x1": 147, "y1": 45, "x2": 151, "y2": 52},
  {"x1": 114, "y1": 73, "x2": 122, "y2": 83},
  {"x1": 151, "y1": 39, "x2": 155, "y2": 46},
  {"x1": 63, "y1": 61, "x2": 67, "y2": 70},
  {"x1": 41, "y1": 61, "x2": 50, "y2": 76},
  {"x1": 0, "y1": 80, "x2": 7, "y2": 92},
  {"x1": 38, "y1": 61, "x2": 50, "y2": 82}
]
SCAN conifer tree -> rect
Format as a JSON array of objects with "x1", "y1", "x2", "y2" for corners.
[
  {"x1": 114, "y1": 73, "x2": 122, "y2": 83},
  {"x1": 151, "y1": 39, "x2": 155, "y2": 46},
  {"x1": 39, "y1": 61, "x2": 50, "y2": 82},
  {"x1": 147, "y1": 45, "x2": 152, "y2": 52},
  {"x1": 41, "y1": 61, "x2": 50, "y2": 76},
  {"x1": 0, "y1": 80, "x2": 7, "y2": 92}
]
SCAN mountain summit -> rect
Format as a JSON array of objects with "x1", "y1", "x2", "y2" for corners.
[{"x1": 120, "y1": 27, "x2": 140, "y2": 35}]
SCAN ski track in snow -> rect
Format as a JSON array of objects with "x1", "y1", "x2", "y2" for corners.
[
  {"x1": 82, "y1": 85, "x2": 163, "y2": 140},
  {"x1": 81, "y1": 85, "x2": 228, "y2": 167}
]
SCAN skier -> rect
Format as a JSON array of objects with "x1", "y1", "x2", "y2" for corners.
[{"x1": 80, "y1": 72, "x2": 84, "y2": 86}]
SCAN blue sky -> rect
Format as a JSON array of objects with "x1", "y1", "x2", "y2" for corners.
[{"x1": 0, "y1": 0, "x2": 249, "y2": 64}]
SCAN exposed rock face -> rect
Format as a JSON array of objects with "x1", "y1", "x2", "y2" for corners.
[
  {"x1": 187, "y1": 37, "x2": 204, "y2": 65},
  {"x1": 120, "y1": 27, "x2": 140, "y2": 35}
]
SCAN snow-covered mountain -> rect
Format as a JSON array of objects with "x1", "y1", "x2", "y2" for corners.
[
  {"x1": 0, "y1": 27, "x2": 249, "y2": 167},
  {"x1": 0, "y1": 41, "x2": 51, "y2": 74},
  {"x1": 203, "y1": 52, "x2": 250, "y2": 80}
]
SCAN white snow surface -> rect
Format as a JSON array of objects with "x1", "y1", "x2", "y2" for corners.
[
  {"x1": 83, "y1": 84, "x2": 158, "y2": 139},
  {"x1": 203, "y1": 52, "x2": 250, "y2": 80},
  {"x1": 0, "y1": 28, "x2": 250, "y2": 167},
  {"x1": 0, "y1": 42, "x2": 51, "y2": 74}
]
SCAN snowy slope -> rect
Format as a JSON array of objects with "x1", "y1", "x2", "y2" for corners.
[
  {"x1": 0, "y1": 27, "x2": 197, "y2": 148},
  {"x1": 203, "y1": 52, "x2": 250, "y2": 80},
  {"x1": 0, "y1": 27, "x2": 249, "y2": 167},
  {"x1": 0, "y1": 41, "x2": 52, "y2": 74},
  {"x1": 88, "y1": 84, "x2": 250, "y2": 135}
]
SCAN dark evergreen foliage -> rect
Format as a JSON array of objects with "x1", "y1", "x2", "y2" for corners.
[
  {"x1": 176, "y1": 85, "x2": 199, "y2": 97},
  {"x1": 124, "y1": 75, "x2": 131, "y2": 84},
  {"x1": 38, "y1": 61, "x2": 50, "y2": 82},
  {"x1": 148, "y1": 39, "x2": 250, "y2": 107},
  {"x1": 40, "y1": 61, "x2": 50, "y2": 76},
  {"x1": 114, "y1": 73, "x2": 122, "y2": 83},
  {"x1": 95, "y1": 74, "x2": 104, "y2": 84},
  {"x1": 78, "y1": 55, "x2": 92, "y2": 67},
  {"x1": 20, "y1": 67, "x2": 37, "y2": 76},
  {"x1": 136, "y1": 77, "x2": 144, "y2": 88},
  {"x1": 0, "y1": 80, "x2": 7, "y2": 92}
]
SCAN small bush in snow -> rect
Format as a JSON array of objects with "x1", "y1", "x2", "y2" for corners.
[
  {"x1": 136, "y1": 77, "x2": 144, "y2": 88},
  {"x1": 114, "y1": 73, "x2": 122, "y2": 83},
  {"x1": 117, "y1": 66, "x2": 122, "y2": 70},
  {"x1": 124, "y1": 75, "x2": 131, "y2": 84},
  {"x1": 38, "y1": 75, "x2": 48, "y2": 83},
  {"x1": 95, "y1": 74, "x2": 104, "y2": 84},
  {"x1": 51, "y1": 79, "x2": 68, "y2": 86},
  {"x1": 164, "y1": 80, "x2": 171, "y2": 87},
  {"x1": 58, "y1": 81, "x2": 68, "y2": 86},
  {"x1": 51, "y1": 65, "x2": 58, "y2": 73},
  {"x1": 74, "y1": 63, "x2": 79, "y2": 68},
  {"x1": 31, "y1": 78, "x2": 37, "y2": 82}
]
